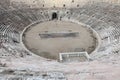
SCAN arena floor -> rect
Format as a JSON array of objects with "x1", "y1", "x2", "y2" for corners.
[{"x1": 23, "y1": 21, "x2": 97, "y2": 60}]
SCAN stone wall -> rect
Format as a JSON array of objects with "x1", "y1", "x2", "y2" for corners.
[{"x1": 10, "y1": 0, "x2": 120, "y2": 8}]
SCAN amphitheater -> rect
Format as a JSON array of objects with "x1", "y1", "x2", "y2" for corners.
[{"x1": 0, "y1": 0, "x2": 120, "y2": 80}]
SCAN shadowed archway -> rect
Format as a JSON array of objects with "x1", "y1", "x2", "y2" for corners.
[{"x1": 52, "y1": 12, "x2": 58, "y2": 20}]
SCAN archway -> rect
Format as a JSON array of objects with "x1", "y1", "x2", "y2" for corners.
[{"x1": 52, "y1": 12, "x2": 58, "y2": 20}]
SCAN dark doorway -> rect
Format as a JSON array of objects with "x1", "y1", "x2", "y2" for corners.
[{"x1": 52, "y1": 12, "x2": 58, "y2": 20}]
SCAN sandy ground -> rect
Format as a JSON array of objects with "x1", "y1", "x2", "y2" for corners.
[{"x1": 23, "y1": 21, "x2": 97, "y2": 60}]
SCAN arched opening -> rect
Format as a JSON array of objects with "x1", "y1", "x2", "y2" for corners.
[{"x1": 52, "y1": 12, "x2": 58, "y2": 20}]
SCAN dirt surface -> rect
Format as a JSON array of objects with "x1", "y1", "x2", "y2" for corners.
[{"x1": 23, "y1": 21, "x2": 97, "y2": 60}]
